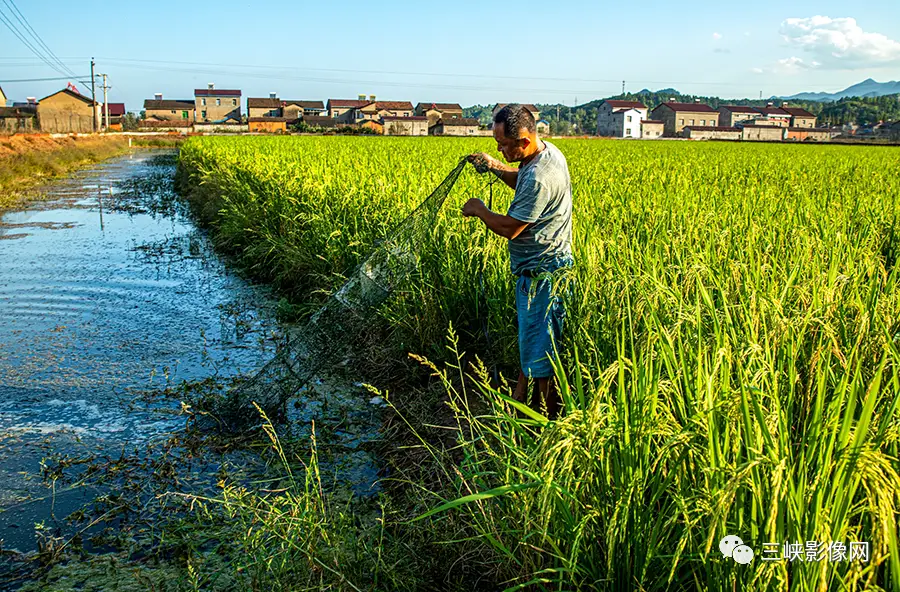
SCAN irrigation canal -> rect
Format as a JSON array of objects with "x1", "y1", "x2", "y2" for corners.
[{"x1": 0, "y1": 151, "x2": 381, "y2": 567}]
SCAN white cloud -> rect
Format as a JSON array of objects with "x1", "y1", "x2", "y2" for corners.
[
  {"x1": 751, "y1": 67, "x2": 764, "y2": 74},
  {"x1": 780, "y1": 16, "x2": 900, "y2": 68},
  {"x1": 712, "y1": 32, "x2": 723, "y2": 40}
]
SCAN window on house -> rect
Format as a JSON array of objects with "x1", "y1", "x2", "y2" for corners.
[
  {"x1": 182, "y1": 111, "x2": 188, "y2": 119},
  {"x1": 216, "y1": 98, "x2": 221, "y2": 106},
  {"x1": 232, "y1": 99, "x2": 237, "y2": 106},
  {"x1": 689, "y1": 119, "x2": 695, "y2": 125},
  {"x1": 626, "y1": 129, "x2": 631, "y2": 136},
  {"x1": 201, "y1": 98, "x2": 206, "y2": 106},
  {"x1": 171, "y1": 110, "x2": 176, "y2": 114},
  {"x1": 201, "y1": 110, "x2": 207, "y2": 118},
  {"x1": 627, "y1": 115, "x2": 632, "y2": 122},
  {"x1": 701, "y1": 120, "x2": 706, "y2": 126},
  {"x1": 679, "y1": 119, "x2": 684, "y2": 125}
]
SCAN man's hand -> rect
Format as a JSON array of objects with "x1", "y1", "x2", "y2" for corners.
[
  {"x1": 467, "y1": 152, "x2": 497, "y2": 174},
  {"x1": 461, "y1": 198, "x2": 485, "y2": 218}
]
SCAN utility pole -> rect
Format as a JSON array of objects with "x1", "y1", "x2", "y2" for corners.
[
  {"x1": 99, "y1": 73, "x2": 110, "y2": 131},
  {"x1": 622, "y1": 80, "x2": 626, "y2": 95},
  {"x1": 90, "y1": 58, "x2": 97, "y2": 132}
]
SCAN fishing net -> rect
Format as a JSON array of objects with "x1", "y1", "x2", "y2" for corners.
[{"x1": 219, "y1": 158, "x2": 469, "y2": 429}]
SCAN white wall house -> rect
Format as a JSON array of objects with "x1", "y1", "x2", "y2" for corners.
[{"x1": 597, "y1": 100, "x2": 648, "y2": 138}]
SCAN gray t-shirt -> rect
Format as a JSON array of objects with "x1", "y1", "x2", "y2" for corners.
[{"x1": 506, "y1": 141, "x2": 573, "y2": 275}]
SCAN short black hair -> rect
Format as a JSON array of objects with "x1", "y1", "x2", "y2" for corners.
[{"x1": 493, "y1": 104, "x2": 536, "y2": 138}]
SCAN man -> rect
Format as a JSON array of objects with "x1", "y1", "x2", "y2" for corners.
[{"x1": 462, "y1": 104, "x2": 573, "y2": 418}]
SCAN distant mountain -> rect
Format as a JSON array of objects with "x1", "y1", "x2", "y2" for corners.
[{"x1": 779, "y1": 79, "x2": 900, "y2": 102}]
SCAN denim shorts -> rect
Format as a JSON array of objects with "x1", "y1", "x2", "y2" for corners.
[{"x1": 515, "y1": 263, "x2": 570, "y2": 379}]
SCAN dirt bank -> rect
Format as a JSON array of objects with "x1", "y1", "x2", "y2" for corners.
[{"x1": 0, "y1": 134, "x2": 130, "y2": 209}]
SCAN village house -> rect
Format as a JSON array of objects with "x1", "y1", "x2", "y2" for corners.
[
  {"x1": 248, "y1": 117, "x2": 291, "y2": 133},
  {"x1": 649, "y1": 101, "x2": 719, "y2": 137},
  {"x1": 283, "y1": 100, "x2": 325, "y2": 120},
  {"x1": 37, "y1": 88, "x2": 101, "y2": 133},
  {"x1": 596, "y1": 100, "x2": 648, "y2": 138},
  {"x1": 0, "y1": 106, "x2": 36, "y2": 133},
  {"x1": 144, "y1": 94, "x2": 195, "y2": 122},
  {"x1": 536, "y1": 119, "x2": 551, "y2": 135},
  {"x1": 684, "y1": 126, "x2": 741, "y2": 141},
  {"x1": 741, "y1": 125, "x2": 786, "y2": 141},
  {"x1": 195, "y1": 83, "x2": 241, "y2": 123},
  {"x1": 355, "y1": 101, "x2": 415, "y2": 122},
  {"x1": 103, "y1": 103, "x2": 126, "y2": 130},
  {"x1": 327, "y1": 97, "x2": 373, "y2": 123},
  {"x1": 359, "y1": 119, "x2": 383, "y2": 134},
  {"x1": 430, "y1": 117, "x2": 481, "y2": 136},
  {"x1": 247, "y1": 94, "x2": 282, "y2": 118},
  {"x1": 303, "y1": 115, "x2": 338, "y2": 129},
  {"x1": 415, "y1": 102, "x2": 464, "y2": 127},
  {"x1": 786, "y1": 127, "x2": 831, "y2": 142},
  {"x1": 751, "y1": 105, "x2": 791, "y2": 127},
  {"x1": 0, "y1": 86, "x2": 6, "y2": 107},
  {"x1": 383, "y1": 116, "x2": 428, "y2": 136},
  {"x1": 641, "y1": 120, "x2": 664, "y2": 138},
  {"x1": 781, "y1": 105, "x2": 817, "y2": 128},
  {"x1": 717, "y1": 105, "x2": 758, "y2": 128}
]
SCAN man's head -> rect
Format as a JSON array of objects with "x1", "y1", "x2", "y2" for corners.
[{"x1": 492, "y1": 104, "x2": 538, "y2": 163}]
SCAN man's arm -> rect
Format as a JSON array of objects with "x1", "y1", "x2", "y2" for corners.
[
  {"x1": 468, "y1": 153, "x2": 518, "y2": 190},
  {"x1": 461, "y1": 199, "x2": 529, "y2": 240}
]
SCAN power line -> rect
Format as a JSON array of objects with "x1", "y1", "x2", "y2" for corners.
[
  {"x1": 0, "y1": 75, "x2": 90, "y2": 83},
  {"x1": 1, "y1": 0, "x2": 76, "y2": 78},
  {"x1": 0, "y1": 3, "x2": 91, "y2": 92},
  {"x1": 95, "y1": 56, "x2": 847, "y2": 91},
  {"x1": 0, "y1": 9, "x2": 66, "y2": 77}
]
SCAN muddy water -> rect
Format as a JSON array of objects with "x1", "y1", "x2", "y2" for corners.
[{"x1": 0, "y1": 152, "x2": 380, "y2": 558}]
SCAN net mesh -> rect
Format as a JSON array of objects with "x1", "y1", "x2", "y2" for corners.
[{"x1": 219, "y1": 158, "x2": 469, "y2": 428}]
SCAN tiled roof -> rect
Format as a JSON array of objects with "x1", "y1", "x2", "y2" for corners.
[
  {"x1": 374, "y1": 101, "x2": 414, "y2": 111},
  {"x1": 195, "y1": 89, "x2": 241, "y2": 97},
  {"x1": 788, "y1": 127, "x2": 829, "y2": 132},
  {"x1": 249, "y1": 117, "x2": 296, "y2": 122},
  {"x1": 248, "y1": 97, "x2": 281, "y2": 108},
  {"x1": 741, "y1": 124, "x2": 786, "y2": 129},
  {"x1": 754, "y1": 106, "x2": 790, "y2": 116},
  {"x1": 382, "y1": 115, "x2": 426, "y2": 121},
  {"x1": 144, "y1": 99, "x2": 194, "y2": 110},
  {"x1": 782, "y1": 107, "x2": 816, "y2": 118},
  {"x1": 284, "y1": 100, "x2": 324, "y2": 109},
  {"x1": 641, "y1": 120, "x2": 664, "y2": 124},
  {"x1": 686, "y1": 126, "x2": 740, "y2": 132},
  {"x1": 0, "y1": 106, "x2": 33, "y2": 118},
  {"x1": 605, "y1": 100, "x2": 647, "y2": 110},
  {"x1": 654, "y1": 102, "x2": 717, "y2": 113},
  {"x1": 41, "y1": 88, "x2": 98, "y2": 106},
  {"x1": 719, "y1": 105, "x2": 758, "y2": 113},
  {"x1": 439, "y1": 118, "x2": 479, "y2": 126},
  {"x1": 303, "y1": 115, "x2": 338, "y2": 127},
  {"x1": 328, "y1": 99, "x2": 370, "y2": 109},
  {"x1": 105, "y1": 103, "x2": 126, "y2": 116},
  {"x1": 417, "y1": 102, "x2": 463, "y2": 111}
]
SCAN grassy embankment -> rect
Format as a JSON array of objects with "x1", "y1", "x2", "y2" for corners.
[
  {"x1": 168, "y1": 136, "x2": 900, "y2": 591},
  {"x1": 0, "y1": 134, "x2": 130, "y2": 209}
]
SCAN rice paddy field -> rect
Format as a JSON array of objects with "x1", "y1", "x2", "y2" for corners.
[{"x1": 176, "y1": 136, "x2": 900, "y2": 591}]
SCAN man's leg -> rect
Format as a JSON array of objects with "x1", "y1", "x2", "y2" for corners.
[{"x1": 513, "y1": 369, "x2": 528, "y2": 404}]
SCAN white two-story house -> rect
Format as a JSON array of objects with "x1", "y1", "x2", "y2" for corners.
[{"x1": 596, "y1": 100, "x2": 648, "y2": 138}]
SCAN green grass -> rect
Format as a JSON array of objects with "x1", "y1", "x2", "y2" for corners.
[{"x1": 175, "y1": 136, "x2": 900, "y2": 591}]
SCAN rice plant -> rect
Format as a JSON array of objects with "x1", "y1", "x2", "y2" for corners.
[{"x1": 178, "y1": 136, "x2": 900, "y2": 590}]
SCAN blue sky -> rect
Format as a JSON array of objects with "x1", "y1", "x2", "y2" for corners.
[{"x1": 1, "y1": 0, "x2": 899, "y2": 111}]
